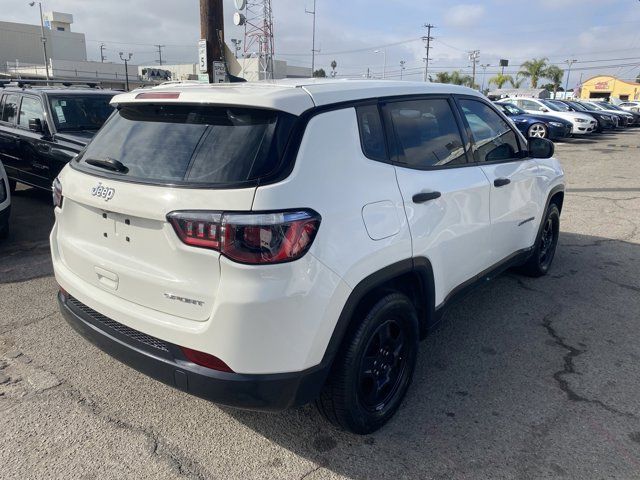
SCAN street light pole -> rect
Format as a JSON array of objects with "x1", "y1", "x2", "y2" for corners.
[
  {"x1": 29, "y1": 2, "x2": 50, "y2": 84},
  {"x1": 564, "y1": 59, "x2": 578, "y2": 96},
  {"x1": 119, "y1": 52, "x2": 133, "y2": 91},
  {"x1": 480, "y1": 63, "x2": 490, "y2": 92},
  {"x1": 306, "y1": 0, "x2": 318, "y2": 75},
  {"x1": 374, "y1": 49, "x2": 386, "y2": 79}
]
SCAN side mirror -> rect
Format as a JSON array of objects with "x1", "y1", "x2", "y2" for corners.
[
  {"x1": 540, "y1": 107, "x2": 549, "y2": 112},
  {"x1": 28, "y1": 118, "x2": 43, "y2": 133},
  {"x1": 528, "y1": 137, "x2": 554, "y2": 159}
]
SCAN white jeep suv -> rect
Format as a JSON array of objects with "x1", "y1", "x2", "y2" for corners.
[{"x1": 50, "y1": 80, "x2": 564, "y2": 434}]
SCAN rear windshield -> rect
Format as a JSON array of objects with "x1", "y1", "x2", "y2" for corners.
[
  {"x1": 75, "y1": 104, "x2": 296, "y2": 186},
  {"x1": 48, "y1": 95, "x2": 115, "y2": 132}
]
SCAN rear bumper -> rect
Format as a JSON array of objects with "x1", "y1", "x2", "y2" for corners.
[{"x1": 58, "y1": 291, "x2": 330, "y2": 411}]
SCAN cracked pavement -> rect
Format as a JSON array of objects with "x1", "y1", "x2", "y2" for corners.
[{"x1": 1, "y1": 129, "x2": 639, "y2": 479}]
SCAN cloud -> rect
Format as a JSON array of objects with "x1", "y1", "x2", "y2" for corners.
[{"x1": 444, "y1": 4, "x2": 486, "y2": 28}]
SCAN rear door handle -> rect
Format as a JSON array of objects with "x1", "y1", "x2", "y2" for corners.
[
  {"x1": 494, "y1": 178, "x2": 511, "y2": 187},
  {"x1": 412, "y1": 191, "x2": 441, "y2": 203}
]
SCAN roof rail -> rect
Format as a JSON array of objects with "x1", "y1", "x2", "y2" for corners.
[{"x1": 0, "y1": 79, "x2": 103, "y2": 89}]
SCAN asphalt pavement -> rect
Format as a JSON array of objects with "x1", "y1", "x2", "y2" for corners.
[{"x1": 1, "y1": 129, "x2": 639, "y2": 479}]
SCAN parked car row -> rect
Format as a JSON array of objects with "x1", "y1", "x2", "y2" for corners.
[{"x1": 495, "y1": 97, "x2": 638, "y2": 141}]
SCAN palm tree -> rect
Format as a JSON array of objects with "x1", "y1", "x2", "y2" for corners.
[
  {"x1": 489, "y1": 73, "x2": 514, "y2": 89},
  {"x1": 510, "y1": 76, "x2": 526, "y2": 88},
  {"x1": 518, "y1": 57, "x2": 549, "y2": 88},
  {"x1": 449, "y1": 70, "x2": 474, "y2": 87},
  {"x1": 545, "y1": 65, "x2": 565, "y2": 98}
]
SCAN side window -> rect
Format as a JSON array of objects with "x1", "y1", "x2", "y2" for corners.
[
  {"x1": 356, "y1": 105, "x2": 387, "y2": 161},
  {"x1": 1, "y1": 94, "x2": 19, "y2": 124},
  {"x1": 524, "y1": 100, "x2": 543, "y2": 112},
  {"x1": 459, "y1": 99, "x2": 522, "y2": 163},
  {"x1": 18, "y1": 96, "x2": 44, "y2": 129},
  {"x1": 383, "y1": 98, "x2": 466, "y2": 169}
]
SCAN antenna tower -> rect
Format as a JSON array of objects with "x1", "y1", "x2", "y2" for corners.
[{"x1": 234, "y1": 0, "x2": 275, "y2": 79}]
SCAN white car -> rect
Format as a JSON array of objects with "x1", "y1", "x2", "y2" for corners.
[
  {"x1": 618, "y1": 101, "x2": 640, "y2": 113},
  {"x1": 50, "y1": 79, "x2": 565, "y2": 434},
  {"x1": 501, "y1": 97, "x2": 597, "y2": 135},
  {"x1": 0, "y1": 160, "x2": 10, "y2": 239}
]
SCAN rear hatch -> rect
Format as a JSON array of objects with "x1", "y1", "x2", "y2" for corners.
[{"x1": 55, "y1": 102, "x2": 296, "y2": 321}]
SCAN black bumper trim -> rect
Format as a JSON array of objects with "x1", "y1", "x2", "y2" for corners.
[{"x1": 58, "y1": 292, "x2": 329, "y2": 411}]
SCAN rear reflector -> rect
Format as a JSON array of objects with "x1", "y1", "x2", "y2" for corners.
[
  {"x1": 180, "y1": 347, "x2": 234, "y2": 373},
  {"x1": 135, "y1": 92, "x2": 180, "y2": 100}
]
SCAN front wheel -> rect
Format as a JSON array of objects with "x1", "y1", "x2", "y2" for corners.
[
  {"x1": 528, "y1": 123, "x2": 548, "y2": 139},
  {"x1": 520, "y1": 203, "x2": 560, "y2": 277},
  {"x1": 316, "y1": 292, "x2": 419, "y2": 434}
]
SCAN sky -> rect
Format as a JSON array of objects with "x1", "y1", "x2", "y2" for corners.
[{"x1": 2, "y1": 0, "x2": 639, "y2": 87}]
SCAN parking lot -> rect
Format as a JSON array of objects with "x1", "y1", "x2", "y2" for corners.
[{"x1": 0, "y1": 129, "x2": 639, "y2": 479}]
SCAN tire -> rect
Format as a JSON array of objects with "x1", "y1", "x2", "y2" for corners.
[
  {"x1": 8, "y1": 179, "x2": 16, "y2": 195},
  {"x1": 528, "y1": 123, "x2": 548, "y2": 139},
  {"x1": 519, "y1": 203, "x2": 560, "y2": 277},
  {"x1": 316, "y1": 292, "x2": 419, "y2": 434},
  {"x1": 0, "y1": 219, "x2": 8, "y2": 240}
]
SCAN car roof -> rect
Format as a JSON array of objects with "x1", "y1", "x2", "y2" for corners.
[{"x1": 110, "y1": 79, "x2": 483, "y2": 116}]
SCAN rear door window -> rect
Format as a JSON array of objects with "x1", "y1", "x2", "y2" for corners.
[
  {"x1": 18, "y1": 96, "x2": 43, "y2": 129},
  {"x1": 76, "y1": 104, "x2": 296, "y2": 186},
  {"x1": 383, "y1": 98, "x2": 467, "y2": 169},
  {"x1": 48, "y1": 95, "x2": 115, "y2": 131},
  {"x1": 1, "y1": 94, "x2": 19, "y2": 124}
]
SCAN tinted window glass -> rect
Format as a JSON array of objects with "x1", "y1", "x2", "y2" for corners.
[
  {"x1": 48, "y1": 95, "x2": 115, "y2": 132},
  {"x1": 385, "y1": 99, "x2": 466, "y2": 168},
  {"x1": 78, "y1": 104, "x2": 295, "y2": 185},
  {"x1": 1, "y1": 95, "x2": 19, "y2": 124},
  {"x1": 356, "y1": 105, "x2": 386, "y2": 161},
  {"x1": 18, "y1": 96, "x2": 43, "y2": 128},
  {"x1": 459, "y1": 99, "x2": 521, "y2": 163}
]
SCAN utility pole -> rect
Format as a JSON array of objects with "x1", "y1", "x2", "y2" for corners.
[
  {"x1": 468, "y1": 50, "x2": 480, "y2": 89},
  {"x1": 480, "y1": 63, "x2": 490, "y2": 92},
  {"x1": 422, "y1": 23, "x2": 434, "y2": 82},
  {"x1": 99, "y1": 43, "x2": 107, "y2": 63},
  {"x1": 400, "y1": 60, "x2": 406, "y2": 80},
  {"x1": 200, "y1": 0, "x2": 224, "y2": 83},
  {"x1": 29, "y1": 2, "x2": 50, "y2": 84},
  {"x1": 564, "y1": 58, "x2": 578, "y2": 96},
  {"x1": 374, "y1": 49, "x2": 386, "y2": 79},
  {"x1": 119, "y1": 52, "x2": 133, "y2": 91},
  {"x1": 306, "y1": 0, "x2": 318, "y2": 75},
  {"x1": 155, "y1": 45, "x2": 165, "y2": 66}
]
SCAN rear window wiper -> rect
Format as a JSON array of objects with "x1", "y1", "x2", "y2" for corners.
[{"x1": 85, "y1": 158, "x2": 129, "y2": 174}]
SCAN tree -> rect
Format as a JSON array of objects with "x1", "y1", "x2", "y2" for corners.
[
  {"x1": 518, "y1": 57, "x2": 549, "y2": 88},
  {"x1": 449, "y1": 70, "x2": 474, "y2": 87},
  {"x1": 489, "y1": 73, "x2": 514, "y2": 89},
  {"x1": 313, "y1": 68, "x2": 326, "y2": 78},
  {"x1": 434, "y1": 72, "x2": 451, "y2": 84},
  {"x1": 330, "y1": 60, "x2": 337, "y2": 78},
  {"x1": 545, "y1": 65, "x2": 565, "y2": 98},
  {"x1": 510, "y1": 76, "x2": 525, "y2": 88}
]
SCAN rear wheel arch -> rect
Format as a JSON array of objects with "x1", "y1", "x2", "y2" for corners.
[{"x1": 321, "y1": 258, "x2": 436, "y2": 370}]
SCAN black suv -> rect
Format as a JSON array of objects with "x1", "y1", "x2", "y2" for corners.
[{"x1": 0, "y1": 85, "x2": 117, "y2": 192}]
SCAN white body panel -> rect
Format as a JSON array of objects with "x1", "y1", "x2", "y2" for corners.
[
  {"x1": 479, "y1": 159, "x2": 545, "y2": 262},
  {"x1": 394, "y1": 165, "x2": 492, "y2": 306}
]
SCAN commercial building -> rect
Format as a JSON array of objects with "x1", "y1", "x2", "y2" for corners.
[
  {"x1": 579, "y1": 75, "x2": 640, "y2": 101},
  {"x1": 0, "y1": 12, "x2": 86, "y2": 70}
]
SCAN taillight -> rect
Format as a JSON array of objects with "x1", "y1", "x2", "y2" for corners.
[
  {"x1": 167, "y1": 210, "x2": 321, "y2": 265},
  {"x1": 52, "y1": 178, "x2": 63, "y2": 208},
  {"x1": 180, "y1": 347, "x2": 234, "y2": 373}
]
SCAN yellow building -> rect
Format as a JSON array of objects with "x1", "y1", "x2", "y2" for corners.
[{"x1": 580, "y1": 75, "x2": 640, "y2": 101}]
